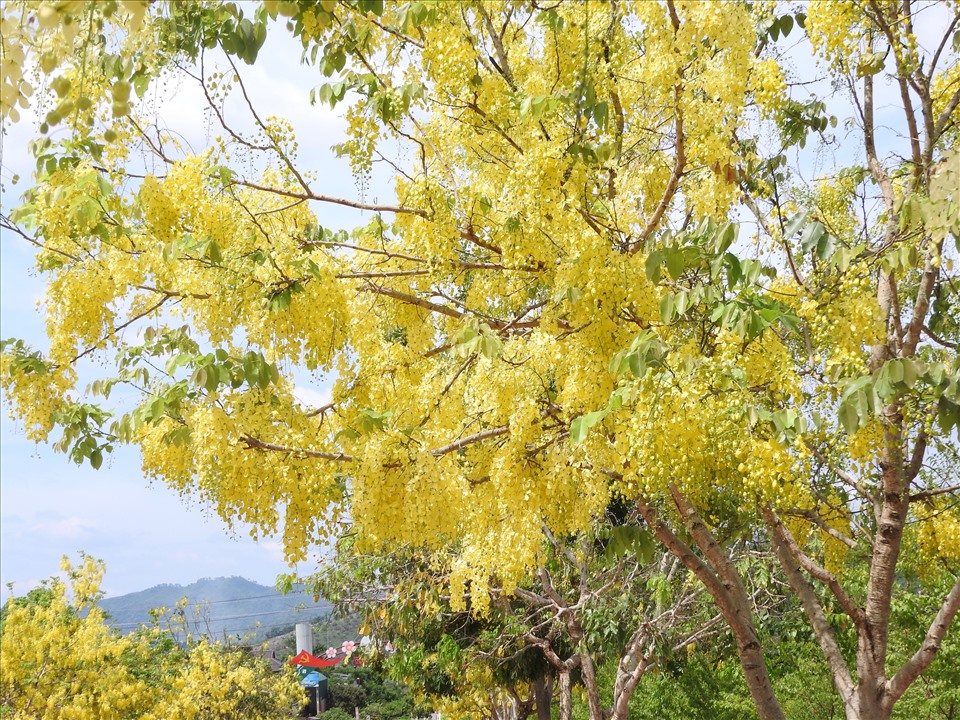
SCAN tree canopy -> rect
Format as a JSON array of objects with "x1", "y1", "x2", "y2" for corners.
[{"x1": 1, "y1": 2, "x2": 959, "y2": 719}]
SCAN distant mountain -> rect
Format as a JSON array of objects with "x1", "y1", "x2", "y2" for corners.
[{"x1": 100, "y1": 576, "x2": 330, "y2": 641}]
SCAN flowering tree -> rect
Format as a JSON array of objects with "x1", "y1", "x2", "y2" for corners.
[
  {"x1": 310, "y1": 512, "x2": 740, "y2": 720},
  {"x1": 0, "y1": 556, "x2": 303, "y2": 719},
  {"x1": 1, "y1": 2, "x2": 959, "y2": 719}
]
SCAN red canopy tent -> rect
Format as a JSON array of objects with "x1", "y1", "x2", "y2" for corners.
[{"x1": 288, "y1": 650, "x2": 344, "y2": 668}]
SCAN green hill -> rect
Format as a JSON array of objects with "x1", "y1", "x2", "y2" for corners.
[{"x1": 99, "y1": 576, "x2": 330, "y2": 640}]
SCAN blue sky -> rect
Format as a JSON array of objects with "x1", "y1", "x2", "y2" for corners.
[{"x1": 0, "y1": 23, "x2": 391, "y2": 599}]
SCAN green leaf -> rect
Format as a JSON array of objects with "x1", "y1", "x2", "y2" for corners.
[
  {"x1": 479, "y1": 333, "x2": 502, "y2": 360},
  {"x1": 659, "y1": 294, "x2": 676, "y2": 324},
  {"x1": 570, "y1": 409, "x2": 608, "y2": 444},
  {"x1": 799, "y1": 221, "x2": 825, "y2": 253},
  {"x1": 192, "y1": 367, "x2": 208, "y2": 389},
  {"x1": 645, "y1": 250, "x2": 664, "y2": 283},
  {"x1": 779, "y1": 14, "x2": 793, "y2": 36},
  {"x1": 335, "y1": 427, "x2": 360, "y2": 442},
  {"x1": 901, "y1": 358, "x2": 920, "y2": 389},
  {"x1": 208, "y1": 239, "x2": 223, "y2": 264},
  {"x1": 242, "y1": 353, "x2": 260, "y2": 386},
  {"x1": 357, "y1": 407, "x2": 393, "y2": 433},
  {"x1": 838, "y1": 402, "x2": 860, "y2": 434},
  {"x1": 716, "y1": 221, "x2": 737, "y2": 253},
  {"x1": 592, "y1": 101, "x2": 609, "y2": 131},
  {"x1": 783, "y1": 210, "x2": 809, "y2": 239},
  {"x1": 665, "y1": 248, "x2": 685, "y2": 280},
  {"x1": 937, "y1": 397, "x2": 959, "y2": 434},
  {"x1": 605, "y1": 526, "x2": 655, "y2": 564},
  {"x1": 608, "y1": 350, "x2": 626, "y2": 375},
  {"x1": 131, "y1": 72, "x2": 150, "y2": 99},
  {"x1": 268, "y1": 288, "x2": 292, "y2": 312},
  {"x1": 815, "y1": 232, "x2": 835, "y2": 261}
]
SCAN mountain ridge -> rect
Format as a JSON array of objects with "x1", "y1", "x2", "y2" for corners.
[{"x1": 99, "y1": 575, "x2": 330, "y2": 640}]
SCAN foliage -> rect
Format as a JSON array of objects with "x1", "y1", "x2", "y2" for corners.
[
  {"x1": 0, "y1": 556, "x2": 303, "y2": 719},
  {"x1": 308, "y1": 509, "x2": 755, "y2": 720},
  {"x1": 583, "y1": 656, "x2": 756, "y2": 720},
  {"x1": 318, "y1": 708, "x2": 354, "y2": 720},
  {"x1": 326, "y1": 665, "x2": 412, "y2": 717},
  {"x1": 330, "y1": 678, "x2": 368, "y2": 713},
  {"x1": 2, "y1": 1, "x2": 960, "y2": 719},
  {"x1": 363, "y1": 698, "x2": 414, "y2": 720}
]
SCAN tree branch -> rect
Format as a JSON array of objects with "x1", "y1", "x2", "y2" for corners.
[
  {"x1": 765, "y1": 505, "x2": 865, "y2": 627},
  {"x1": 361, "y1": 282, "x2": 542, "y2": 330},
  {"x1": 910, "y1": 482, "x2": 960, "y2": 502},
  {"x1": 238, "y1": 435, "x2": 355, "y2": 462},
  {"x1": 234, "y1": 179, "x2": 427, "y2": 217},
  {"x1": 763, "y1": 505, "x2": 857, "y2": 706},
  {"x1": 783, "y1": 508, "x2": 859, "y2": 550},
  {"x1": 429, "y1": 424, "x2": 510, "y2": 456},
  {"x1": 886, "y1": 577, "x2": 960, "y2": 705}
]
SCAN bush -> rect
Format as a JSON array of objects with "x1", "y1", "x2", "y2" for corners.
[
  {"x1": 330, "y1": 681, "x2": 367, "y2": 712},
  {"x1": 319, "y1": 708, "x2": 354, "y2": 720},
  {"x1": 363, "y1": 698, "x2": 413, "y2": 720}
]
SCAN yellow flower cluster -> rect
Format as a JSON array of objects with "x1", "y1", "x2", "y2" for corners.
[
  {"x1": 0, "y1": 356, "x2": 74, "y2": 442},
  {"x1": 147, "y1": 639, "x2": 302, "y2": 720},
  {"x1": 846, "y1": 419, "x2": 883, "y2": 471},
  {"x1": 7, "y1": 0, "x2": 955, "y2": 612},
  {"x1": 796, "y1": 265, "x2": 884, "y2": 376},
  {"x1": 806, "y1": 0, "x2": 861, "y2": 69},
  {"x1": 1, "y1": 556, "x2": 302, "y2": 720},
  {"x1": 819, "y1": 494, "x2": 851, "y2": 575},
  {"x1": 916, "y1": 507, "x2": 960, "y2": 567},
  {"x1": 0, "y1": 556, "x2": 152, "y2": 718},
  {"x1": 750, "y1": 57, "x2": 787, "y2": 118}
]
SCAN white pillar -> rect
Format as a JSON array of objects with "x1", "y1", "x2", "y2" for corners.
[{"x1": 295, "y1": 622, "x2": 314, "y2": 655}]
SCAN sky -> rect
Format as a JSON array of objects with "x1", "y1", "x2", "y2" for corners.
[{"x1": 0, "y1": 19, "x2": 393, "y2": 600}]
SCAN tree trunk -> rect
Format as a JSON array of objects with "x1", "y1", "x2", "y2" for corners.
[
  {"x1": 558, "y1": 671, "x2": 573, "y2": 720},
  {"x1": 640, "y1": 495, "x2": 788, "y2": 720},
  {"x1": 534, "y1": 676, "x2": 553, "y2": 720}
]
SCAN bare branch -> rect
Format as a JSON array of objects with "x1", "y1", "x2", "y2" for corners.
[
  {"x1": 234, "y1": 179, "x2": 427, "y2": 217},
  {"x1": 886, "y1": 577, "x2": 960, "y2": 704},
  {"x1": 804, "y1": 441, "x2": 875, "y2": 502},
  {"x1": 765, "y1": 505, "x2": 865, "y2": 627},
  {"x1": 239, "y1": 435, "x2": 355, "y2": 462},
  {"x1": 763, "y1": 505, "x2": 857, "y2": 706},
  {"x1": 783, "y1": 508, "x2": 858, "y2": 550},
  {"x1": 361, "y1": 282, "x2": 542, "y2": 330},
  {"x1": 632, "y1": 83, "x2": 685, "y2": 252},
  {"x1": 429, "y1": 423, "x2": 509, "y2": 456},
  {"x1": 72, "y1": 293, "x2": 174, "y2": 364},
  {"x1": 742, "y1": 192, "x2": 810, "y2": 293},
  {"x1": 922, "y1": 324, "x2": 959, "y2": 350},
  {"x1": 910, "y1": 482, "x2": 960, "y2": 502}
]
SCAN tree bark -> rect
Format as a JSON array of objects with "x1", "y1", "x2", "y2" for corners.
[
  {"x1": 558, "y1": 671, "x2": 572, "y2": 720},
  {"x1": 638, "y1": 497, "x2": 787, "y2": 720},
  {"x1": 534, "y1": 676, "x2": 553, "y2": 720}
]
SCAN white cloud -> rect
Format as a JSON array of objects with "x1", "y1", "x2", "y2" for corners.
[
  {"x1": 32, "y1": 514, "x2": 99, "y2": 540},
  {"x1": 293, "y1": 384, "x2": 332, "y2": 409}
]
